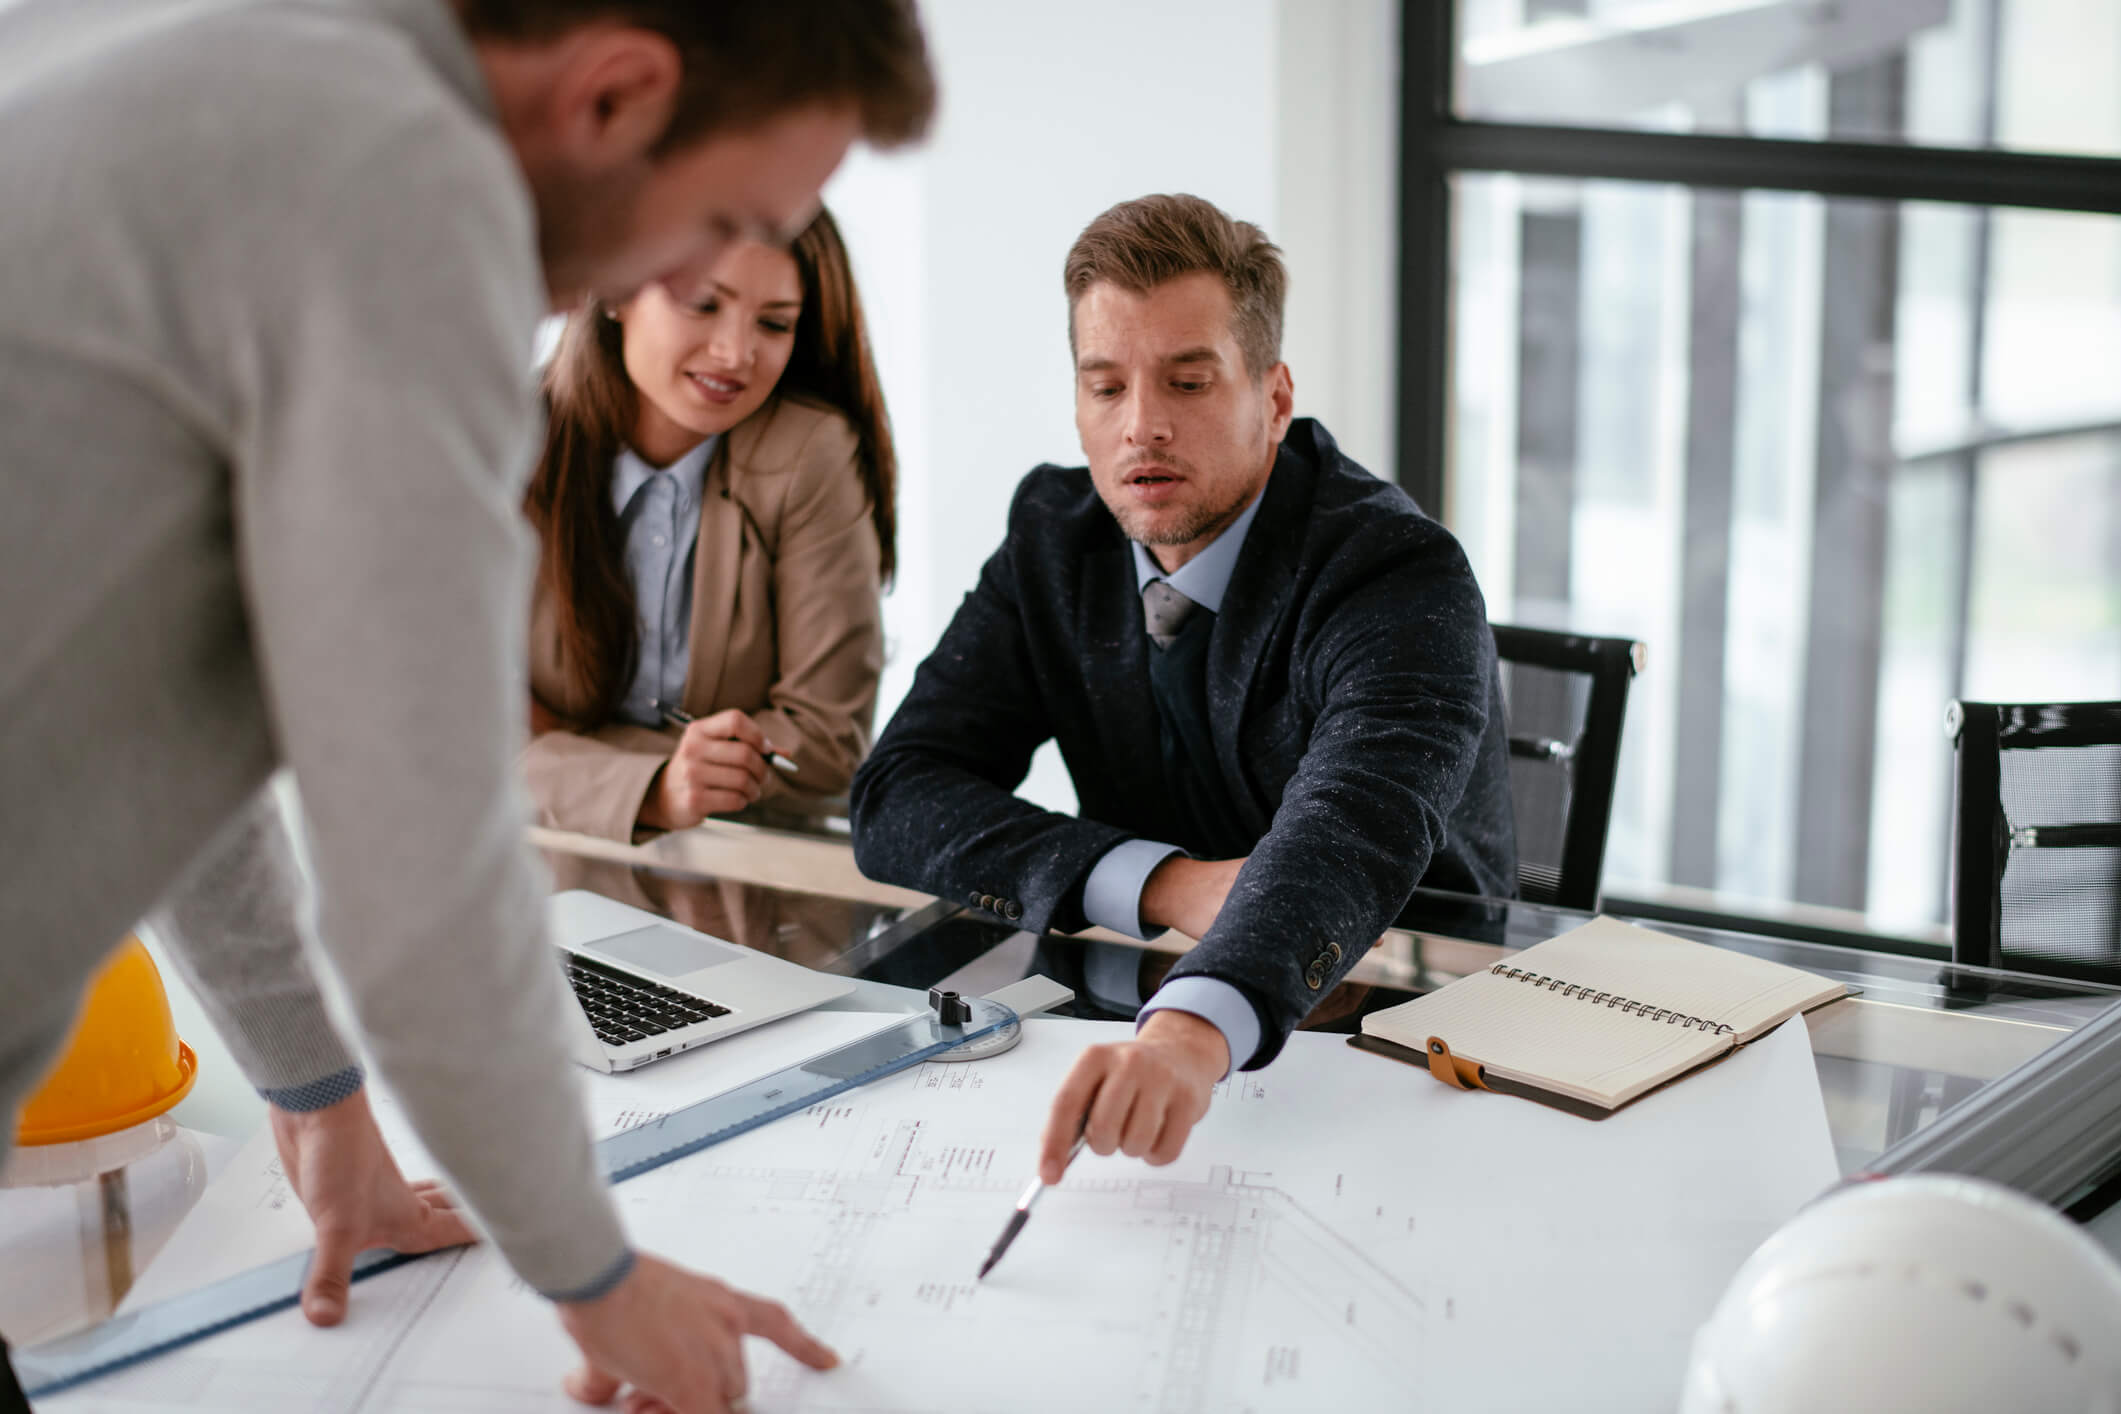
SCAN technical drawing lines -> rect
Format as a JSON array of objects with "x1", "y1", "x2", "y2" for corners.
[
  {"x1": 1132, "y1": 1166, "x2": 1423, "y2": 1413},
  {"x1": 1155, "y1": 1206, "x2": 1236, "y2": 1414},
  {"x1": 343, "y1": 1249, "x2": 466, "y2": 1414},
  {"x1": 56, "y1": 1247, "x2": 470, "y2": 1414},
  {"x1": 702, "y1": 1157, "x2": 1425, "y2": 1414}
]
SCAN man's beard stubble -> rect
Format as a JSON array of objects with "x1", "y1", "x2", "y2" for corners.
[{"x1": 1110, "y1": 454, "x2": 1257, "y2": 549}]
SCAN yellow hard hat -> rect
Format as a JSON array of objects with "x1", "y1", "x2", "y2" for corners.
[{"x1": 16, "y1": 936, "x2": 197, "y2": 1146}]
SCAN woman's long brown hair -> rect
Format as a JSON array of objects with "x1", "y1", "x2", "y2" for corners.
[{"x1": 525, "y1": 208, "x2": 899, "y2": 727}]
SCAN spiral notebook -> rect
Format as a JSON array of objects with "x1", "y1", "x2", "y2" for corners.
[{"x1": 1353, "y1": 916, "x2": 1847, "y2": 1117}]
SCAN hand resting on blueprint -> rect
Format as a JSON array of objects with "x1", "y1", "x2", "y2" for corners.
[
  {"x1": 269, "y1": 1089, "x2": 478, "y2": 1325},
  {"x1": 275, "y1": 1086, "x2": 839, "y2": 1412},
  {"x1": 560, "y1": 1254, "x2": 839, "y2": 1414}
]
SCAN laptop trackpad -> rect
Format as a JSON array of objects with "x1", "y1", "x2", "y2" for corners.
[{"x1": 586, "y1": 924, "x2": 748, "y2": 981}]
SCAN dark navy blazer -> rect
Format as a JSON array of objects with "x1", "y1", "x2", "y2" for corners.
[{"x1": 851, "y1": 419, "x2": 1515, "y2": 1066}]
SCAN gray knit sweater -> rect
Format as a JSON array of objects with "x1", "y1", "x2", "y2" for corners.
[{"x1": 0, "y1": 0, "x2": 626, "y2": 1298}]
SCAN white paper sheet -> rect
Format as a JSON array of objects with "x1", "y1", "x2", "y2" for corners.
[
  {"x1": 117, "y1": 1009, "x2": 909, "y2": 1311},
  {"x1": 52, "y1": 1014, "x2": 1838, "y2": 1413}
]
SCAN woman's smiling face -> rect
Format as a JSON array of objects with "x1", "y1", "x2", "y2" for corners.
[{"x1": 619, "y1": 240, "x2": 804, "y2": 467}]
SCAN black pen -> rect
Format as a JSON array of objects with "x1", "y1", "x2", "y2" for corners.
[
  {"x1": 658, "y1": 704, "x2": 800, "y2": 776},
  {"x1": 977, "y1": 1133, "x2": 1086, "y2": 1281}
]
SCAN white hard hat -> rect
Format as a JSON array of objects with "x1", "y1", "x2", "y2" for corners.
[{"x1": 1681, "y1": 1175, "x2": 2121, "y2": 1414}]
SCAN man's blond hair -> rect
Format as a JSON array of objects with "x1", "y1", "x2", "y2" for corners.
[{"x1": 1063, "y1": 193, "x2": 1287, "y2": 375}]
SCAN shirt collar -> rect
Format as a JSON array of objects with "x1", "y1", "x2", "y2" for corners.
[
  {"x1": 611, "y1": 435, "x2": 717, "y2": 518},
  {"x1": 1129, "y1": 482, "x2": 1267, "y2": 615}
]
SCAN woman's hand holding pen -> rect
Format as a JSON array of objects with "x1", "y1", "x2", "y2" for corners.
[{"x1": 639, "y1": 710, "x2": 770, "y2": 830}]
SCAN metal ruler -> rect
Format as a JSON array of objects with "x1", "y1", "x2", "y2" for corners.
[{"x1": 19, "y1": 983, "x2": 1055, "y2": 1399}]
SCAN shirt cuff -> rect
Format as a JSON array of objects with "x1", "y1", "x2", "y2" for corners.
[
  {"x1": 538, "y1": 1247, "x2": 637, "y2": 1305},
  {"x1": 1081, "y1": 839, "x2": 1186, "y2": 940},
  {"x1": 259, "y1": 1064, "x2": 365, "y2": 1113},
  {"x1": 1137, "y1": 977, "x2": 1262, "y2": 1079}
]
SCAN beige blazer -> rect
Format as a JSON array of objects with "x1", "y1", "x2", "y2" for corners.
[{"x1": 524, "y1": 396, "x2": 885, "y2": 840}]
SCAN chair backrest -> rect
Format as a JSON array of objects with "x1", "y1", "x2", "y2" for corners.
[
  {"x1": 1949, "y1": 700, "x2": 2121, "y2": 982},
  {"x1": 1491, "y1": 625, "x2": 1645, "y2": 911}
]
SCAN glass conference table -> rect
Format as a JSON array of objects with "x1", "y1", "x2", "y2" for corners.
[
  {"x1": 535, "y1": 818, "x2": 2121, "y2": 1187},
  {"x1": 7, "y1": 814, "x2": 2119, "y2": 1361}
]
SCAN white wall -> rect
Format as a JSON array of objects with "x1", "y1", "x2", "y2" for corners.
[
  {"x1": 825, "y1": 0, "x2": 1398, "y2": 808},
  {"x1": 1273, "y1": 0, "x2": 1401, "y2": 483}
]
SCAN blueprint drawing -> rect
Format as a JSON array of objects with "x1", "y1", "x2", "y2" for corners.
[{"x1": 41, "y1": 1013, "x2": 1838, "y2": 1413}]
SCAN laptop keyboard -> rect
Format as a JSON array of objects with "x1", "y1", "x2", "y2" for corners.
[{"x1": 564, "y1": 951, "x2": 731, "y2": 1048}]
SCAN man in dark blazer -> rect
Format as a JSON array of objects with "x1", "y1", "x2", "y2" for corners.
[{"x1": 851, "y1": 194, "x2": 1513, "y2": 1185}]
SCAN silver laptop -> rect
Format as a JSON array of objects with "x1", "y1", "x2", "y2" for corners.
[{"x1": 549, "y1": 889, "x2": 856, "y2": 1073}]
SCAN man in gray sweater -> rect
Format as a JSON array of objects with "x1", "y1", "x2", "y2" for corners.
[{"x1": 0, "y1": 0, "x2": 932, "y2": 1409}]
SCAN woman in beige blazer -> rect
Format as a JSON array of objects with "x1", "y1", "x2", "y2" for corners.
[{"x1": 523, "y1": 209, "x2": 895, "y2": 841}]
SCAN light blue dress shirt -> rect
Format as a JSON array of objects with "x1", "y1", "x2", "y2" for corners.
[
  {"x1": 609, "y1": 436, "x2": 718, "y2": 728},
  {"x1": 1079, "y1": 488, "x2": 1268, "y2": 1075}
]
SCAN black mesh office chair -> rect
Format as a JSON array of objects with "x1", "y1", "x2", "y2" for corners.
[
  {"x1": 1491, "y1": 625, "x2": 1645, "y2": 911},
  {"x1": 1948, "y1": 700, "x2": 2121, "y2": 982}
]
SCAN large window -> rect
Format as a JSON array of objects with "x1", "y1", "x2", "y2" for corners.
[
  {"x1": 1403, "y1": 2, "x2": 2121, "y2": 941},
  {"x1": 1457, "y1": 0, "x2": 2121, "y2": 159}
]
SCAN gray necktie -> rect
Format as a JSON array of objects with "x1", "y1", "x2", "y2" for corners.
[{"x1": 1141, "y1": 579, "x2": 1201, "y2": 649}]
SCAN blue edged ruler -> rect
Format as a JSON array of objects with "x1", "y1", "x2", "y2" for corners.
[{"x1": 19, "y1": 985, "x2": 1047, "y2": 1399}]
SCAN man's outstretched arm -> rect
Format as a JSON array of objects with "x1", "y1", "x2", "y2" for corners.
[
  {"x1": 149, "y1": 787, "x2": 475, "y2": 1325},
  {"x1": 1035, "y1": 530, "x2": 1500, "y2": 1179},
  {"x1": 150, "y1": 788, "x2": 357, "y2": 1108},
  {"x1": 229, "y1": 114, "x2": 627, "y2": 1303}
]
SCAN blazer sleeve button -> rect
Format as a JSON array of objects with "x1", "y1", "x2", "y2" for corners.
[
  {"x1": 1305, "y1": 968, "x2": 1325, "y2": 991},
  {"x1": 967, "y1": 891, "x2": 982, "y2": 908},
  {"x1": 1004, "y1": 901, "x2": 1022, "y2": 921},
  {"x1": 980, "y1": 895, "x2": 997, "y2": 913}
]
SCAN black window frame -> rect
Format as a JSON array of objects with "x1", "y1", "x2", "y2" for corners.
[{"x1": 1398, "y1": 0, "x2": 2121, "y2": 953}]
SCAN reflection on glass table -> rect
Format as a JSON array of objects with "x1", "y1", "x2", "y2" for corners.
[
  {"x1": 544, "y1": 850, "x2": 898, "y2": 972},
  {"x1": 555, "y1": 845, "x2": 2118, "y2": 1186}
]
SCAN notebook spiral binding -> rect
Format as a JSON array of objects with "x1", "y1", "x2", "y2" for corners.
[{"x1": 1487, "y1": 964, "x2": 1735, "y2": 1036}]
